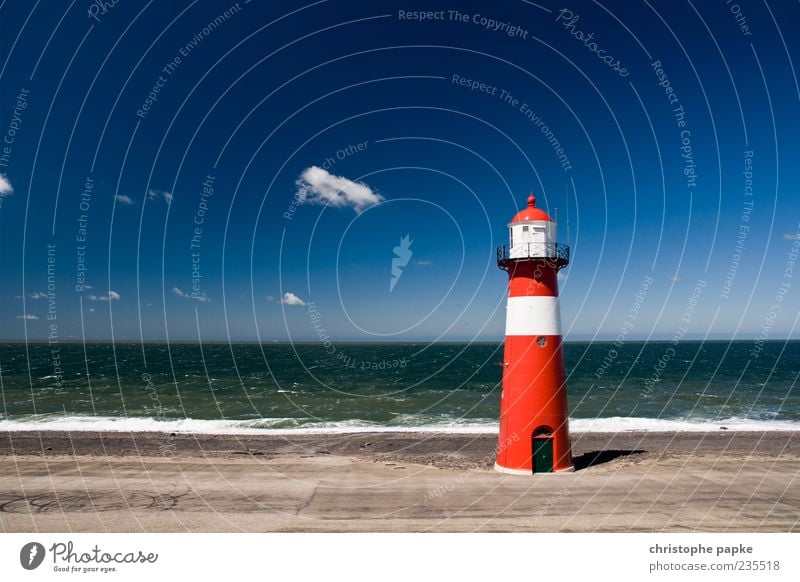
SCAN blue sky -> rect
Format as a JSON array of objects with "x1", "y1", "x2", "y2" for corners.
[{"x1": 1, "y1": 0, "x2": 798, "y2": 341}]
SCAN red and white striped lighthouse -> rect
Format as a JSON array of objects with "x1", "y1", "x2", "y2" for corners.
[{"x1": 496, "y1": 193, "x2": 573, "y2": 474}]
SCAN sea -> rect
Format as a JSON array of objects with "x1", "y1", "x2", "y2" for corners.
[{"x1": 0, "y1": 341, "x2": 798, "y2": 434}]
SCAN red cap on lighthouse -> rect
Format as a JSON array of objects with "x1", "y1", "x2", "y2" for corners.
[
  {"x1": 496, "y1": 193, "x2": 573, "y2": 474},
  {"x1": 509, "y1": 193, "x2": 553, "y2": 223}
]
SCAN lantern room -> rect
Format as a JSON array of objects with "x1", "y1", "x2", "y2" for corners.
[{"x1": 508, "y1": 194, "x2": 557, "y2": 259}]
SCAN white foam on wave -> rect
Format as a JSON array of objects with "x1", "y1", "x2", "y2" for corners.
[
  {"x1": 0, "y1": 414, "x2": 799, "y2": 435},
  {"x1": 0, "y1": 415, "x2": 498, "y2": 435},
  {"x1": 569, "y1": 416, "x2": 800, "y2": 433}
]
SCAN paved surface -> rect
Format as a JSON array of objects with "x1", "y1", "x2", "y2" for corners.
[{"x1": 1, "y1": 431, "x2": 799, "y2": 532}]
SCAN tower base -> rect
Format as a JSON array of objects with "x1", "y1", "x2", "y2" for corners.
[{"x1": 494, "y1": 462, "x2": 575, "y2": 475}]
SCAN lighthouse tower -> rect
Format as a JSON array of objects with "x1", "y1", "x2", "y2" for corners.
[{"x1": 496, "y1": 193, "x2": 573, "y2": 474}]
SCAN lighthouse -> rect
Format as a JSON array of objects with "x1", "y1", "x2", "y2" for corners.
[{"x1": 495, "y1": 193, "x2": 573, "y2": 474}]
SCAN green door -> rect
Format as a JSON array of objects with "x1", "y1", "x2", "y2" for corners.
[{"x1": 532, "y1": 437, "x2": 554, "y2": 473}]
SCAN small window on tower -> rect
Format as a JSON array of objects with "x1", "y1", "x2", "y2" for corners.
[{"x1": 522, "y1": 225, "x2": 529, "y2": 232}]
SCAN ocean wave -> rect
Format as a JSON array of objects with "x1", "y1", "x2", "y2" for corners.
[
  {"x1": 0, "y1": 414, "x2": 798, "y2": 434},
  {"x1": 569, "y1": 416, "x2": 800, "y2": 433},
  {"x1": 0, "y1": 414, "x2": 497, "y2": 435}
]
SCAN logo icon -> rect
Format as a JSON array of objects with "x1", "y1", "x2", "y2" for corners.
[
  {"x1": 20, "y1": 542, "x2": 45, "y2": 570},
  {"x1": 390, "y1": 235, "x2": 413, "y2": 292}
]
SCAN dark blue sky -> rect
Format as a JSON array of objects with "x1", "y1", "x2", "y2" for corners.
[{"x1": 1, "y1": 0, "x2": 798, "y2": 341}]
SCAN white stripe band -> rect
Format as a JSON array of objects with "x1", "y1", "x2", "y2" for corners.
[{"x1": 505, "y1": 295, "x2": 562, "y2": 336}]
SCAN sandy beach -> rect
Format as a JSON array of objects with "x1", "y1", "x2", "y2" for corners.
[{"x1": 1, "y1": 430, "x2": 799, "y2": 532}]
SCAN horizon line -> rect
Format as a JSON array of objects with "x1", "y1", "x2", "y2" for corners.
[{"x1": 1, "y1": 337, "x2": 796, "y2": 344}]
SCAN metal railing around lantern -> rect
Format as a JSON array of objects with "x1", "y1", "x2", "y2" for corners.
[{"x1": 496, "y1": 243, "x2": 570, "y2": 270}]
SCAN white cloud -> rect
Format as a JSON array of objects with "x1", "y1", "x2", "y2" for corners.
[
  {"x1": 116, "y1": 194, "x2": 134, "y2": 205},
  {"x1": 172, "y1": 287, "x2": 210, "y2": 303},
  {"x1": 87, "y1": 290, "x2": 120, "y2": 301},
  {"x1": 295, "y1": 166, "x2": 382, "y2": 213},
  {"x1": 29, "y1": 291, "x2": 47, "y2": 299},
  {"x1": 282, "y1": 292, "x2": 305, "y2": 306},
  {"x1": 0, "y1": 174, "x2": 13, "y2": 195},
  {"x1": 784, "y1": 233, "x2": 800, "y2": 241},
  {"x1": 414, "y1": 260, "x2": 432, "y2": 266},
  {"x1": 268, "y1": 292, "x2": 306, "y2": 306},
  {"x1": 148, "y1": 189, "x2": 172, "y2": 204},
  {"x1": 17, "y1": 314, "x2": 38, "y2": 320}
]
